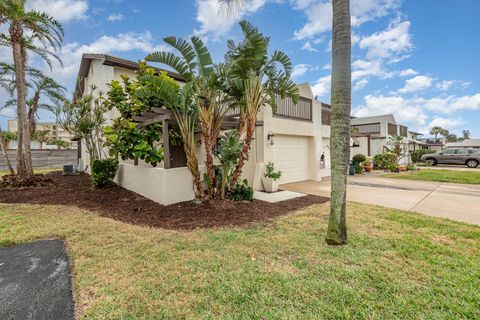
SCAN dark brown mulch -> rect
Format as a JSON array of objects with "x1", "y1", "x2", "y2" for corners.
[
  {"x1": 0, "y1": 171, "x2": 329, "y2": 230},
  {"x1": 1, "y1": 174, "x2": 54, "y2": 188}
]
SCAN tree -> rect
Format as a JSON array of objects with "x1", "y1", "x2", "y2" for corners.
[
  {"x1": 31, "y1": 129, "x2": 50, "y2": 149},
  {"x1": 387, "y1": 135, "x2": 408, "y2": 164},
  {"x1": 0, "y1": 0, "x2": 63, "y2": 181},
  {"x1": 462, "y1": 129, "x2": 470, "y2": 140},
  {"x1": 0, "y1": 126, "x2": 16, "y2": 175},
  {"x1": 146, "y1": 36, "x2": 227, "y2": 198},
  {"x1": 430, "y1": 126, "x2": 444, "y2": 139},
  {"x1": 446, "y1": 133, "x2": 458, "y2": 143},
  {"x1": 325, "y1": 0, "x2": 351, "y2": 245},
  {"x1": 220, "y1": 21, "x2": 299, "y2": 188},
  {"x1": 60, "y1": 86, "x2": 107, "y2": 162}
]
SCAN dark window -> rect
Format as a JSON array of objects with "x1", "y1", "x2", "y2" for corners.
[{"x1": 322, "y1": 109, "x2": 331, "y2": 125}]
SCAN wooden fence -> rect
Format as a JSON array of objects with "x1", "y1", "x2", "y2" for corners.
[{"x1": 0, "y1": 149, "x2": 77, "y2": 171}]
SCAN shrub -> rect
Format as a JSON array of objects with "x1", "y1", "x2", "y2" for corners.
[
  {"x1": 355, "y1": 164, "x2": 363, "y2": 174},
  {"x1": 406, "y1": 164, "x2": 416, "y2": 171},
  {"x1": 228, "y1": 179, "x2": 253, "y2": 201},
  {"x1": 91, "y1": 158, "x2": 119, "y2": 188},
  {"x1": 373, "y1": 152, "x2": 397, "y2": 169},
  {"x1": 388, "y1": 163, "x2": 400, "y2": 172},
  {"x1": 410, "y1": 149, "x2": 436, "y2": 163},
  {"x1": 352, "y1": 154, "x2": 366, "y2": 165},
  {"x1": 264, "y1": 162, "x2": 282, "y2": 181}
]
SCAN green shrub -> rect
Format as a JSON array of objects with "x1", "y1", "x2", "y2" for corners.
[
  {"x1": 410, "y1": 149, "x2": 436, "y2": 163},
  {"x1": 91, "y1": 158, "x2": 119, "y2": 188},
  {"x1": 352, "y1": 154, "x2": 367, "y2": 165},
  {"x1": 355, "y1": 164, "x2": 363, "y2": 174},
  {"x1": 406, "y1": 164, "x2": 416, "y2": 171},
  {"x1": 228, "y1": 179, "x2": 253, "y2": 201},
  {"x1": 388, "y1": 163, "x2": 400, "y2": 173},
  {"x1": 373, "y1": 152, "x2": 397, "y2": 169},
  {"x1": 264, "y1": 162, "x2": 282, "y2": 181}
]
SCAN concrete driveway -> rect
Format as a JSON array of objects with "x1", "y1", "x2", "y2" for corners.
[{"x1": 281, "y1": 175, "x2": 480, "y2": 225}]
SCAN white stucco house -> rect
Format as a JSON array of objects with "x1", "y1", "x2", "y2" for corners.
[
  {"x1": 349, "y1": 114, "x2": 415, "y2": 164},
  {"x1": 74, "y1": 54, "x2": 332, "y2": 205}
]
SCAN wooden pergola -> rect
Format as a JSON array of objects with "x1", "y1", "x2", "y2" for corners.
[{"x1": 133, "y1": 107, "x2": 263, "y2": 169}]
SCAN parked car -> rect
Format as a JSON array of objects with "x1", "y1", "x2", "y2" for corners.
[{"x1": 420, "y1": 148, "x2": 480, "y2": 168}]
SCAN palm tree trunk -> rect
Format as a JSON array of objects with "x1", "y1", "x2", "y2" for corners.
[
  {"x1": 0, "y1": 129, "x2": 15, "y2": 176},
  {"x1": 29, "y1": 91, "x2": 40, "y2": 135},
  {"x1": 11, "y1": 39, "x2": 28, "y2": 178},
  {"x1": 326, "y1": 0, "x2": 351, "y2": 245}
]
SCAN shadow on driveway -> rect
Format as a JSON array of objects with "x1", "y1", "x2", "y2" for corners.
[{"x1": 0, "y1": 239, "x2": 74, "y2": 320}]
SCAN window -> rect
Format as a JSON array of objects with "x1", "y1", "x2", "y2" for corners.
[
  {"x1": 457, "y1": 149, "x2": 472, "y2": 155},
  {"x1": 443, "y1": 149, "x2": 456, "y2": 154}
]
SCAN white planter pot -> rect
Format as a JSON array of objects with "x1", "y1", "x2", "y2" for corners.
[{"x1": 262, "y1": 177, "x2": 279, "y2": 193}]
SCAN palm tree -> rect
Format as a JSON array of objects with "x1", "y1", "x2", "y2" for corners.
[
  {"x1": 28, "y1": 75, "x2": 66, "y2": 135},
  {"x1": 146, "y1": 36, "x2": 226, "y2": 198},
  {"x1": 0, "y1": 0, "x2": 64, "y2": 180},
  {"x1": 430, "y1": 126, "x2": 444, "y2": 139},
  {"x1": 325, "y1": 0, "x2": 351, "y2": 245},
  {"x1": 0, "y1": 126, "x2": 16, "y2": 175},
  {"x1": 31, "y1": 129, "x2": 50, "y2": 149},
  {"x1": 462, "y1": 129, "x2": 470, "y2": 140},
  {"x1": 221, "y1": 21, "x2": 299, "y2": 187}
]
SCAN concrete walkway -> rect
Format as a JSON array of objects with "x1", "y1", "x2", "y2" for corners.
[{"x1": 281, "y1": 175, "x2": 480, "y2": 225}]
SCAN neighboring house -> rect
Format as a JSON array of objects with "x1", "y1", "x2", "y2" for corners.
[
  {"x1": 7, "y1": 119, "x2": 76, "y2": 149},
  {"x1": 446, "y1": 139, "x2": 480, "y2": 149},
  {"x1": 417, "y1": 137, "x2": 445, "y2": 151},
  {"x1": 349, "y1": 114, "x2": 411, "y2": 163},
  {"x1": 74, "y1": 54, "x2": 331, "y2": 205}
]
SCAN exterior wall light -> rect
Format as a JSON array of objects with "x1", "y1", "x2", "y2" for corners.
[{"x1": 267, "y1": 132, "x2": 275, "y2": 145}]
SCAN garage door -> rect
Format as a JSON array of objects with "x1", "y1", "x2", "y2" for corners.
[{"x1": 272, "y1": 135, "x2": 309, "y2": 183}]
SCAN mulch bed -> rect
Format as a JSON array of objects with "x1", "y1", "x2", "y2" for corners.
[{"x1": 0, "y1": 171, "x2": 329, "y2": 230}]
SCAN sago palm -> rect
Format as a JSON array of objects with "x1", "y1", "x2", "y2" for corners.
[
  {"x1": 221, "y1": 20, "x2": 299, "y2": 187},
  {"x1": 0, "y1": 0, "x2": 63, "y2": 179},
  {"x1": 146, "y1": 36, "x2": 227, "y2": 198}
]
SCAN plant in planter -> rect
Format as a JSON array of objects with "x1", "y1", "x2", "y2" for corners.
[
  {"x1": 388, "y1": 163, "x2": 400, "y2": 173},
  {"x1": 363, "y1": 157, "x2": 373, "y2": 172},
  {"x1": 352, "y1": 154, "x2": 366, "y2": 174},
  {"x1": 262, "y1": 162, "x2": 282, "y2": 193}
]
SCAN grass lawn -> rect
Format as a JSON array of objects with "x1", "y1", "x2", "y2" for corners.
[
  {"x1": 0, "y1": 168, "x2": 60, "y2": 177},
  {"x1": 384, "y1": 169, "x2": 480, "y2": 184},
  {"x1": 1, "y1": 202, "x2": 479, "y2": 319}
]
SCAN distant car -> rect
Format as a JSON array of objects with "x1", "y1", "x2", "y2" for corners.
[{"x1": 420, "y1": 148, "x2": 480, "y2": 168}]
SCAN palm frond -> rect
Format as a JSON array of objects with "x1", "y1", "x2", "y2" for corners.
[
  {"x1": 191, "y1": 36, "x2": 213, "y2": 78},
  {"x1": 145, "y1": 51, "x2": 192, "y2": 81}
]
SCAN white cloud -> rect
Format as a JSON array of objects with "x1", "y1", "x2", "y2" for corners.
[
  {"x1": 292, "y1": 64, "x2": 310, "y2": 79},
  {"x1": 398, "y1": 75, "x2": 433, "y2": 93},
  {"x1": 359, "y1": 19, "x2": 413, "y2": 62},
  {"x1": 293, "y1": 0, "x2": 401, "y2": 40},
  {"x1": 353, "y1": 93, "x2": 480, "y2": 130},
  {"x1": 301, "y1": 41, "x2": 318, "y2": 52},
  {"x1": 311, "y1": 74, "x2": 331, "y2": 98},
  {"x1": 194, "y1": 0, "x2": 268, "y2": 40},
  {"x1": 428, "y1": 117, "x2": 465, "y2": 130},
  {"x1": 42, "y1": 32, "x2": 168, "y2": 84},
  {"x1": 27, "y1": 0, "x2": 88, "y2": 22},
  {"x1": 353, "y1": 79, "x2": 368, "y2": 91},
  {"x1": 107, "y1": 13, "x2": 124, "y2": 21},
  {"x1": 398, "y1": 69, "x2": 418, "y2": 77}
]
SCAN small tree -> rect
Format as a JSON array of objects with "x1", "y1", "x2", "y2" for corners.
[
  {"x1": 0, "y1": 127, "x2": 16, "y2": 175},
  {"x1": 430, "y1": 126, "x2": 445, "y2": 139},
  {"x1": 388, "y1": 135, "x2": 408, "y2": 164},
  {"x1": 462, "y1": 129, "x2": 471, "y2": 140},
  {"x1": 60, "y1": 86, "x2": 107, "y2": 162},
  {"x1": 31, "y1": 129, "x2": 50, "y2": 149}
]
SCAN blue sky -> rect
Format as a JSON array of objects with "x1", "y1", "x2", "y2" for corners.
[{"x1": 1, "y1": 0, "x2": 479, "y2": 137}]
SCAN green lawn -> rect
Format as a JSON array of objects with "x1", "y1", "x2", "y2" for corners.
[
  {"x1": 1, "y1": 202, "x2": 479, "y2": 319},
  {"x1": 384, "y1": 169, "x2": 480, "y2": 184}
]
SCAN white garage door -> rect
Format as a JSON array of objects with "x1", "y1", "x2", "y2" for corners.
[{"x1": 272, "y1": 135, "x2": 309, "y2": 184}]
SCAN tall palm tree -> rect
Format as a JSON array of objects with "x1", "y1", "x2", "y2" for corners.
[
  {"x1": 0, "y1": 125, "x2": 16, "y2": 175},
  {"x1": 0, "y1": 0, "x2": 63, "y2": 180},
  {"x1": 220, "y1": 20, "x2": 299, "y2": 187},
  {"x1": 146, "y1": 36, "x2": 226, "y2": 198},
  {"x1": 326, "y1": 0, "x2": 351, "y2": 245}
]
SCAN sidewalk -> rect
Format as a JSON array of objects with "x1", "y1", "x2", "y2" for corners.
[{"x1": 281, "y1": 175, "x2": 480, "y2": 225}]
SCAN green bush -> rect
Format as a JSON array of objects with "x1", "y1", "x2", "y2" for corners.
[
  {"x1": 410, "y1": 149, "x2": 436, "y2": 163},
  {"x1": 355, "y1": 164, "x2": 363, "y2": 174},
  {"x1": 388, "y1": 163, "x2": 400, "y2": 173},
  {"x1": 373, "y1": 152, "x2": 397, "y2": 169},
  {"x1": 264, "y1": 162, "x2": 282, "y2": 181},
  {"x1": 352, "y1": 154, "x2": 367, "y2": 165},
  {"x1": 406, "y1": 164, "x2": 416, "y2": 171},
  {"x1": 228, "y1": 179, "x2": 253, "y2": 202},
  {"x1": 91, "y1": 158, "x2": 119, "y2": 188}
]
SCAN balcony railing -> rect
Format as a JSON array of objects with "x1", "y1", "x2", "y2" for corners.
[
  {"x1": 352, "y1": 123, "x2": 381, "y2": 134},
  {"x1": 274, "y1": 94, "x2": 312, "y2": 121}
]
